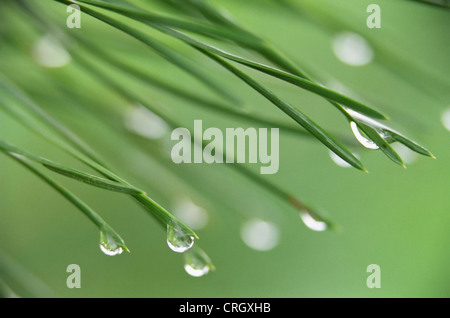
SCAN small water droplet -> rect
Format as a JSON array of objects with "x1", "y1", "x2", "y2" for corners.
[
  {"x1": 99, "y1": 230, "x2": 124, "y2": 256},
  {"x1": 124, "y1": 104, "x2": 169, "y2": 139},
  {"x1": 240, "y1": 219, "x2": 280, "y2": 251},
  {"x1": 345, "y1": 109, "x2": 387, "y2": 130},
  {"x1": 173, "y1": 197, "x2": 209, "y2": 230},
  {"x1": 350, "y1": 121, "x2": 379, "y2": 149},
  {"x1": 32, "y1": 34, "x2": 71, "y2": 68},
  {"x1": 329, "y1": 150, "x2": 360, "y2": 168},
  {"x1": 300, "y1": 211, "x2": 327, "y2": 232},
  {"x1": 183, "y1": 249, "x2": 211, "y2": 277},
  {"x1": 332, "y1": 32, "x2": 374, "y2": 66},
  {"x1": 8, "y1": 153, "x2": 26, "y2": 161},
  {"x1": 167, "y1": 224, "x2": 194, "y2": 253},
  {"x1": 441, "y1": 108, "x2": 450, "y2": 131}
]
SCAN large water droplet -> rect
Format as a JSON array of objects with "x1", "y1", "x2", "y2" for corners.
[
  {"x1": 240, "y1": 219, "x2": 280, "y2": 251},
  {"x1": 124, "y1": 104, "x2": 169, "y2": 139},
  {"x1": 350, "y1": 121, "x2": 379, "y2": 149},
  {"x1": 173, "y1": 197, "x2": 209, "y2": 230},
  {"x1": 441, "y1": 108, "x2": 450, "y2": 131},
  {"x1": 183, "y1": 249, "x2": 211, "y2": 277},
  {"x1": 167, "y1": 224, "x2": 194, "y2": 253},
  {"x1": 332, "y1": 32, "x2": 374, "y2": 66},
  {"x1": 99, "y1": 230, "x2": 124, "y2": 256},
  {"x1": 32, "y1": 34, "x2": 71, "y2": 68},
  {"x1": 300, "y1": 211, "x2": 327, "y2": 232}
]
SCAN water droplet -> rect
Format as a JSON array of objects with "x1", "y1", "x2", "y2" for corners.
[
  {"x1": 350, "y1": 121, "x2": 379, "y2": 149},
  {"x1": 99, "y1": 230, "x2": 124, "y2": 256},
  {"x1": 333, "y1": 32, "x2": 374, "y2": 66},
  {"x1": 441, "y1": 108, "x2": 450, "y2": 131},
  {"x1": 8, "y1": 153, "x2": 27, "y2": 161},
  {"x1": 329, "y1": 150, "x2": 360, "y2": 168},
  {"x1": 167, "y1": 224, "x2": 194, "y2": 253},
  {"x1": 183, "y1": 249, "x2": 211, "y2": 277},
  {"x1": 240, "y1": 219, "x2": 280, "y2": 251},
  {"x1": 345, "y1": 109, "x2": 387, "y2": 130},
  {"x1": 379, "y1": 130, "x2": 396, "y2": 144},
  {"x1": 32, "y1": 34, "x2": 71, "y2": 68},
  {"x1": 300, "y1": 211, "x2": 327, "y2": 232},
  {"x1": 173, "y1": 197, "x2": 209, "y2": 230},
  {"x1": 124, "y1": 104, "x2": 169, "y2": 139}
]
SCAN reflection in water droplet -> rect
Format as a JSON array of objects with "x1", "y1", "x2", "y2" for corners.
[
  {"x1": 99, "y1": 230, "x2": 124, "y2": 256},
  {"x1": 441, "y1": 108, "x2": 450, "y2": 131},
  {"x1": 184, "y1": 263, "x2": 209, "y2": 277},
  {"x1": 173, "y1": 197, "x2": 209, "y2": 230},
  {"x1": 240, "y1": 219, "x2": 279, "y2": 251},
  {"x1": 333, "y1": 32, "x2": 374, "y2": 66},
  {"x1": 350, "y1": 122, "x2": 379, "y2": 149},
  {"x1": 329, "y1": 150, "x2": 360, "y2": 168},
  {"x1": 124, "y1": 105, "x2": 169, "y2": 139},
  {"x1": 32, "y1": 34, "x2": 71, "y2": 68},
  {"x1": 300, "y1": 211, "x2": 327, "y2": 232},
  {"x1": 183, "y1": 249, "x2": 211, "y2": 278},
  {"x1": 167, "y1": 224, "x2": 194, "y2": 253}
]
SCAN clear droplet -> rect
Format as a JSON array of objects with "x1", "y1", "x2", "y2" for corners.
[
  {"x1": 329, "y1": 150, "x2": 360, "y2": 168},
  {"x1": 124, "y1": 104, "x2": 169, "y2": 139},
  {"x1": 32, "y1": 34, "x2": 71, "y2": 68},
  {"x1": 173, "y1": 197, "x2": 209, "y2": 230},
  {"x1": 183, "y1": 249, "x2": 211, "y2": 277},
  {"x1": 441, "y1": 108, "x2": 450, "y2": 131},
  {"x1": 350, "y1": 121, "x2": 379, "y2": 149},
  {"x1": 240, "y1": 219, "x2": 280, "y2": 251},
  {"x1": 346, "y1": 109, "x2": 387, "y2": 130},
  {"x1": 8, "y1": 153, "x2": 27, "y2": 161},
  {"x1": 99, "y1": 230, "x2": 124, "y2": 256},
  {"x1": 332, "y1": 32, "x2": 374, "y2": 66},
  {"x1": 300, "y1": 211, "x2": 327, "y2": 232},
  {"x1": 167, "y1": 224, "x2": 194, "y2": 253},
  {"x1": 379, "y1": 130, "x2": 396, "y2": 144}
]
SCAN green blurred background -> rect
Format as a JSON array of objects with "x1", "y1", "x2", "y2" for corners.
[{"x1": 0, "y1": 0, "x2": 449, "y2": 297}]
